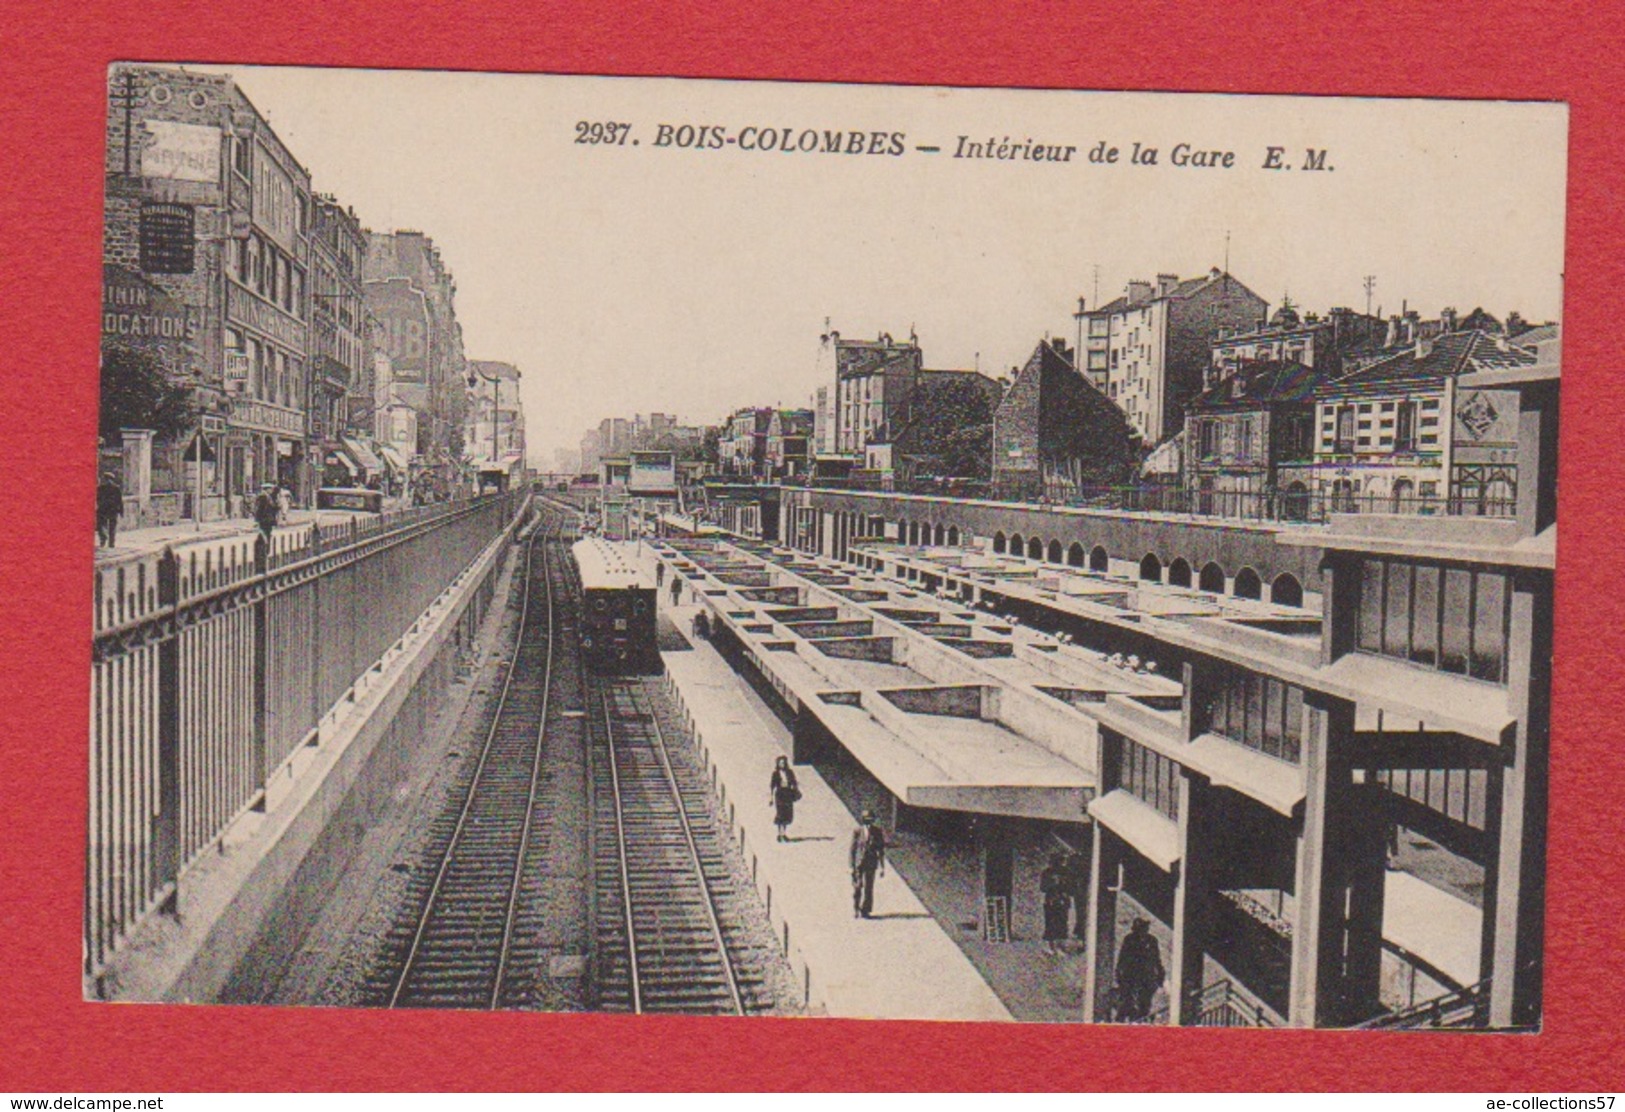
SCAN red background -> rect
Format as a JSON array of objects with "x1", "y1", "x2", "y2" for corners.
[{"x1": 2, "y1": 0, "x2": 1621, "y2": 1092}]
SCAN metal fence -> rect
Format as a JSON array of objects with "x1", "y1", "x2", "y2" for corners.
[
  {"x1": 795, "y1": 477, "x2": 1516, "y2": 525},
  {"x1": 87, "y1": 491, "x2": 525, "y2": 979}
]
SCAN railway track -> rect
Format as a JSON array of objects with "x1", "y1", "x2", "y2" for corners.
[
  {"x1": 364, "y1": 506, "x2": 569, "y2": 1009},
  {"x1": 592, "y1": 681, "x2": 774, "y2": 1015}
]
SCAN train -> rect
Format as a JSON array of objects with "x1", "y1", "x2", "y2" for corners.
[{"x1": 571, "y1": 536, "x2": 661, "y2": 674}]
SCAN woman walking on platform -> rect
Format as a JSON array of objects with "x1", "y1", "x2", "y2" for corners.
[{"x1": 769, "y1": 755, "x2": 800, "y2": 842}]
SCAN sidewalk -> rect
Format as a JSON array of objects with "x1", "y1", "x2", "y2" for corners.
[
  {"x1": 659, "y1": 596, "x2": 1012, "y2": 1022},
  {"x1": 94, "y1": 508, "x2": 375, "y2": 565}
]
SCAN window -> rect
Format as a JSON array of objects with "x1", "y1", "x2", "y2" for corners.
[
  {"x1": 1202, "y1": 665, "x2": 1305, "y2": 764},
  {"x1": 1357, "y1": 557, "x2": 1510, "y2": 684},
  {"x1": 1283, "y1": 414, "x2": 1314, "y2": 461},
  {"x1": 1198, "y1": 421, "x2": 1218, "y2": 460},
  {"x1": 1334, "y1": 405, "x2": 1356, "y2": 453},
  {"x1": 1395, "y1": 401, "x2": 1417, "y2": 451},
  {"x1": 233, "y1": 136, "x2": 250, "y2": 176},
  {"x1": 1115, "y1": 735, "x2": 1180, "y2": 820}
]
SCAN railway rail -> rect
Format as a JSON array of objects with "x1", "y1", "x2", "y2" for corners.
[
  {"x1": 364, "y1": 505, "x2": 569, "y2": 1009},
  {"x1": 592, "y1": 681, "x2": 766, "y2": 1014}
]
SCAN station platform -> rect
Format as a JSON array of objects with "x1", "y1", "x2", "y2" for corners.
[{"x1": 657, "y1": 598, "x2": 1014, "y2": 1022}]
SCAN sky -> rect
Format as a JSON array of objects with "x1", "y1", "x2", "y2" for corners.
[{"x1": 184, "y1": 66, "x2": 1568, "y2": 463}]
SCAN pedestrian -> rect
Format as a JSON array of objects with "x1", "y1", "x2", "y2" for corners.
[
  {"x1": 253, "y1": 482, "x2": 280, "y2": 543},
  {"x1": 1040, "y1": 853, "x2": 1070, "y2": 954},
  {"x1": 669, "y1": 575, "x2": 681, "y2": 607},
  {"x1": 95, "y1": 470, "x2": 123, "y2": 548},
  {"x1": 655, "y1": 561, "x2": 665, "y2": 587},
  {"x1": 849, "y1": 808, "x2": 886, "y2": 919},
  {"x1": 277, "y1": 482, "x2": 293, "y2": 525},
  {"x1": 769, "y1": 755, "x2": 800, "y2": 842},
  {"x1": 693, "y1": 610, "x2": 711, "y2": 640},
  {"x1": 1113, "y1": 918, "x2": 1166, "y2": 1022},
  {"x1": 1064, "y1": 850, "x2": 1089, "y2": 947}
]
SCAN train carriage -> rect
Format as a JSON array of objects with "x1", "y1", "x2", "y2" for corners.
[{"x1": 572, "y1": 536, "x2": 660, "y2": 674}]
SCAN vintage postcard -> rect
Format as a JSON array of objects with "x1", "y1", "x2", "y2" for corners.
[{"x1": 88, "y1": 66, "x2": 1563, "y2": 1031}]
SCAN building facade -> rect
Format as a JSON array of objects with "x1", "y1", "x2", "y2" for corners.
[
  {"x1": 764, "y1": 408, "x2": 814, "y2": 480},
  {"x1": 720, "y1": 407, "x2": 773, "y2": 478},
  {"x1": 363, "y1": 230, "x2": 468, "y2": 487},
  {"x1": 103, "y1": 64, "x2": 316, "y2": 518},
  {"x1": 308, "y1": 196, "x2": 367, "y2": 489},
  {"x1": 1209, "y1": 304, "x2": 1386, "y2": 387},
  {"x1": 1079, "y1": 270, "x2": 1267, "y2": 445},
  {"x1": 831, "y1": 331, "x2": 924, "y2": 457},
  {"x1": 465, "y1": 360, "x2": 525, "y2": 470},
  {"x1": 1183, "y1": 361, "x2": 1325, "y2": 520},
  {"x1": 1309, "y1": 331, "x2": 1534, "y2": 515},
  {"x1": 992, "y1": 338, "x2": 1140, "y2": 499}
]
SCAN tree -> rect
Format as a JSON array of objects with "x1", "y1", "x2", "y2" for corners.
[
  {"x1": 99, "y1": 343, "x2": 197, "y2": 441},
  {"x1": 700, "y1": 425, "x2": 722, "y2": 466},
  {"x1": 896, "y1": 375, "x2": 1000, "y2": 479}
]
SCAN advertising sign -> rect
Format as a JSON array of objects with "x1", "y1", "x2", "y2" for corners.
[
  {"x1": 140, "y1": 120, "x2": 221, "y2": 183},
  {"x1": 101, "y1": 265, "x2": 196, "y2": 376},
  {"x1": 628, "y1": 450, "x2": 677, "y2": 494},
  {"x1": 365, "y1": 278, "x2": 430, "y2": 382}
]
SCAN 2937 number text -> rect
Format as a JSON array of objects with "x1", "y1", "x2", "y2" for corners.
[{"x1": 576, "y1": 121, "x2": 633, "y2": 145}]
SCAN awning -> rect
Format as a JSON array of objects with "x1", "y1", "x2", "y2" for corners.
[
  {"x1": 327, "y1": 447, "x2": 360, "y2": 478},
  {"x1": 378, "y1": 445, "x2": 410, "y2": 473},
  {"x1": 342, "y1": 437, "x2": 384, "y2": 476},
  {"x1": 1183, "y1": 734, "x2": 1306, "y2": 816},
  {"x1": 1089, "y1": 789, "x2": 1181, "y2": 871}
]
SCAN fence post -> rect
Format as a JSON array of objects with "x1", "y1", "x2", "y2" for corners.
[
  {"x1": 154, "y1": 547, "x2": 182, "y2": 915},
  {"x1": 310, "y1": 525, "x2": 323, "y2": 736},
  {"x1": 251, "y1": 534, "x2": 269, "y2": 810}
]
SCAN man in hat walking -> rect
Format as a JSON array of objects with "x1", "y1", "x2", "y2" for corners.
[
  {"x1": 253, "y1": 483, "x2": 280, "y2": 543},
  {"x1": 96, "y1": 470, "x2": 123, "y2": 548},
  {"x1": 849, "y1": 808, "x2": 887, "y2": 918},
  {"x1": 1113, "y1": 918, "x2": 1166, "y2": 1022}
]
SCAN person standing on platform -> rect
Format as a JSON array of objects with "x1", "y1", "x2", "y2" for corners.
[
  {"x1": 1040, "y1": 853, "x2": 1070, "y2": 954},
  {"x1": 253, "y1": 483, "x2": 280, "y2": 544},
  {"x1": 1113, "y1": 918, "x2": 1166, "y2": 1022},
  {"x1": 669, "y1": 575, "x2": 682, "y2": 608},
  {"x1": 96, "y1": 471, "x2": 123, "y2": 548},
  {"x1": 849, "y1": 809, "x2": 886, "y2": 918},
  {"x1": 277, "y1": 482, "x2": 293, "y2": 525},
  {"x1": 1064, "y1": 849, "x2": 1089, "y2": 949},
  {"x1": 769, "y1": 755, "x2": 800, "y2": 842},
  {"x1": 655, "y1": 561, "x2": 665, "y2": 587}
]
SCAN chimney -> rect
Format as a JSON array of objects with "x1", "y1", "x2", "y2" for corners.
[
  {"x1": 1126, "y1": 280, "x2": 1153, "y2": 306},
  {"x1": 1441, "y1": 307, "x2": 1458, "y2": 332},
  {"x1": 1385, "y1": 315, "x2": 1401, "y2": 348},
  {"x1": 1415, "y1": 334, "x2": 1434, "y2": 360},
  {"x1": 1156, "y1": 273, "x2": 1179, "y2": 298}
]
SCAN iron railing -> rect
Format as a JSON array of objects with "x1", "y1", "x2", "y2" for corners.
[
  {"x1": 87, "y1": 490, "x2": 526, "y2": 981},
  {"x1": 1147, "y1": 978, "x2": 1282, "y2": 1027},
  {"x1": 793, "y1": 477, "x2": 1516, "y2": 525}
]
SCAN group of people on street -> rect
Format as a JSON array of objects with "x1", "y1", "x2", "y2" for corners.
[
  {"x1": 93, "y1": 469, "x2": 297, "y2": 552},
  {"x1": 1038, "y1": 850, "x2": 1165, "y2": 1019}
]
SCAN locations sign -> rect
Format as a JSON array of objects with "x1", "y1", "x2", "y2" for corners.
[
  {"x1": 102, "y1": 265, "x2": 196, "y2": 375},
  {"x1": 366, "y1": 278, "x2": 430, "y2": 383}
]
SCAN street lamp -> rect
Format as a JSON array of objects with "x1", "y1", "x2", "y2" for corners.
[{"x1": 466, "y1": 365, "x2": 502, "y2": 480}]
